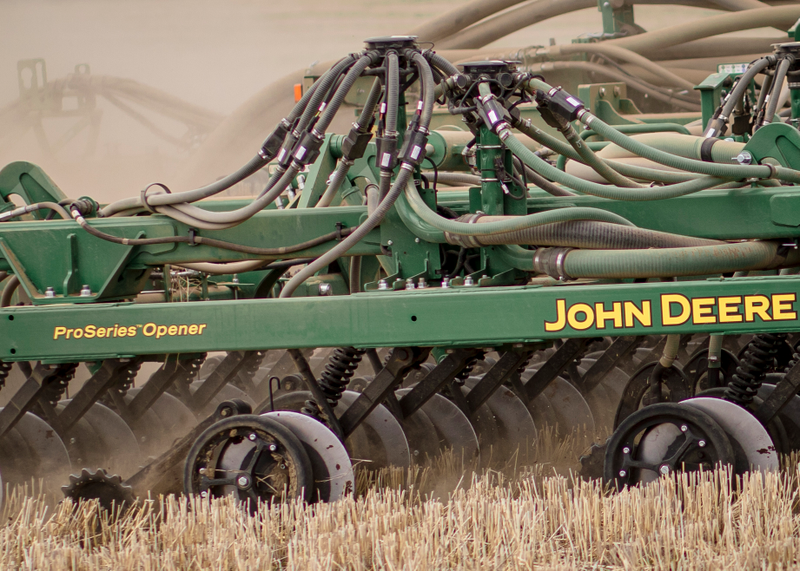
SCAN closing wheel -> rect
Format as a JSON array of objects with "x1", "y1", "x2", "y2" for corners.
[
  {"x1": 614, "y1": 362, "x2": 693, "y2": 429},
  {"x1": 395, "y1": 388, "x2": 479, "y2": 464},
  {"x1": 604, "y1": 403, "x2": 735, "y2": 490},
  {"x1": 681, "y1": 397, "x2": 779, "y2": 473},
  {"x1": 184, "y1": 414, "x2": 313, "y2": 508},
  {"x1": 263, "y1": 411, "x2": 353, "y2": 502},
  {"x1": 9, "y1": 412, "x2": 72, "y2": 492}
]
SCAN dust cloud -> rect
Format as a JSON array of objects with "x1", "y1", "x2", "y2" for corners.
[{"x1": 0, "y1": 1, "x2": 761, "y2": 202}]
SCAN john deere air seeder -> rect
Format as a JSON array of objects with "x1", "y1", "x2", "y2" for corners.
[{"x1": 2, "y1": 1, "x2": 800, "y2": 507}]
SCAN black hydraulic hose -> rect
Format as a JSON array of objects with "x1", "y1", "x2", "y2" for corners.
[
  {"x1": 71, "y1": 207, "x2": 355, "y2": 255},
  {"x1": 315, "y1": 54, "x2": 376, "y2": 135},
  {"x1": 762, "y1": 56, "x2": 792, "y2": 127},
  {"x1": 0, "y1": 275, "x2": 19, "y2": 307},
  {"x1": 426, "y1": 51, "x2": 460, "y2": 78},
  {"x1": 349, "y1": 256, "x2": 362, "y2": 293},
  {"x1": 379, "y1": 52, "x2": 401, "y2": 200},
  {"x1": 279, "y1": 54, "x2": 437, "y2": 298},
  {"x1": 100, "y1": 77, "x2": 325, "y2": 217},
  {"x1": 705, "y1": 56, "x2": 774, "y2": 137},
  {"x1": 295, "y1": 55, "x2": 359, "y2": 136},
  {"x1": 558, "y1": 120, "x2": 641, "y2": 188},
  {"x1": 316, "y1": 78, "x2": 383, "y2": 208}
]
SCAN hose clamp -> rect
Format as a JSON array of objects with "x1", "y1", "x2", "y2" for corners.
[
  {"x1": 533, "y1": 247, "x2": 573, "y2": 281},
  {"x1": 140, "y1": 182, "x2": 171, "y2": 214}
]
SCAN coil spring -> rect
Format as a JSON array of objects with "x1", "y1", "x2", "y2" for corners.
[
  {"x1": 724, "y1": 333, "x2": 785, "y2": 405},
  {"x1": 453, "y1": 351, "x2": 484, "y2": 386},
  {"x1": 319, "y1": 347, "x2": 366, "y2": 406},
  {"x1": 41, "y1": 363, "x2": 78, "y2": 407},
  {"x1": 114, "y1": 360, "x2": 143, "y2": 398},
  {"x1": 231, "y1": 351, "x2": 267, "y2": 391},
  {"x1": 301, "y1": 399, "x2": 324, "y2": 422},
  {"x1": 0, "y1": 361, "x2": 12, "y2": 391}
]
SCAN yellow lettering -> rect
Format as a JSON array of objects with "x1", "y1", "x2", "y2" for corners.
[
  {"x1": 127, "y1": 326, "x2": 137, "y2": 337},
  {"x1": 718, "y1": 296, "x2": 742, "y2": 323},
  {"x1": 73, "y1": 328, "x2": 83, "y2": 339},
  {"x1": 744, "y1": 295, "x2": 771, "y2": 322},
  {"x1": 624, "y1": 300, "x2": 651, "y2": 327},
  {"x1": 188, "y1": 324, "x2": 198, "y2": 335},
  {"x1": 143, "y1": 323, "x2": 156, "y2": 337},
  {"x1": 692, "y1": 297, "x2": 716, "y2": 325},
  {"x1": 567, "y1": 303, "x2": 594, "y2": 331},
  {"x1": 54, "y1": 326, "x2": 66, "y2": 340},
  {"x1": 772, "y1": 293, "x2": 797, "y2": 321},
  {"x1": 117, "y1": 327, "x2": 127, "y2": 337},
  {"x1": 545, "y1": 299, "x2": 567, "y2": 332},
  {"x1": 178, "y1": 325, "x2": 188, "y2": 336},
  {"x1": 156, "y1": 325, "x2": 168, "y2": 339},
  {"x1": 168, "y1": 325, "x2": 178, "y2": 336},
  {"x1": 84, "y1": 325, "x2": 96, "y2": 339},
  {"x1": 97, "y1": 327, "x2": 106, "y2": 338},
  {"x1": 662, "y1": 294, "x2": 690, "y2": 326},
  {"x1": 65, "y1": 329, "x2": 73, "y2": 340},
  {"x1": 198, "y1": 324, "x2": 207, "y2": 334},
  {"x1": 595, "y1": 302, "x2": 622, "y2": 330}
]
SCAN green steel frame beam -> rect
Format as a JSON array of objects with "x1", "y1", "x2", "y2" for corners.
[{"x1": 2, "y1": 275, "x2": 799, "y2": 363}]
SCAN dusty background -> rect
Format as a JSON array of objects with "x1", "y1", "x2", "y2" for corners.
[{"x1": 0, "y1": 0, "x2": 776, "y2": 201}]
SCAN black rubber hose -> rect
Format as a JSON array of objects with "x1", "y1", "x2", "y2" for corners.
[
  {"x1": 295, "y1": 54, "x2": 360, "y2": 135},
  {"x1": 705, "y1": 56, "x2": 774, "y2": 137},
  {"x1": 315, "y1": 54, "x2": 375, "y2": 134},
  {"x1": 379, "y1": 52, "x2": 401, "y2": 200},
  {"x1": 762, "y1": 56, "x2": 792, "y2": 126},
  {"x1": 71, "y1": 207, "x2": 355, "y2": 255}
]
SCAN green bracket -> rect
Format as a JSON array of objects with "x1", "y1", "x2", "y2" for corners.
[
  {"x1": 597, "y1": 0, "x2": 642, "y2": 38},
  {"x1": 0, "y1": 162, "x2": 68, "y2": 214},
  {"x1": 744, "y1": 122, "x2": 800, "y2": 170}
]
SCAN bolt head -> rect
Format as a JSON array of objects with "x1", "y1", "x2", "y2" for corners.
[
  {"x1": 279, "y1": 463, "x2": 287, "y2": 470},
  {"x1": 659, "y1": 464, "x2": 670, "y2": 475},
  {"x1": 269, "y1": 444, "x2": 278, "y2": 452},
  {"x1": 200, "y1": 491, "x2": 208, "y2": 498},
  {"x1": 249, "y1": 433, "x2": 257, "y2": 441},
  {"x1": 237, "y1": 476, "x2": 249, "y2": 487},
  {"x1": 619, "y1": 470, "x2": 626, "y2": 477},
  {"x1": 387, "y1": 240, "x2": 393, "y2": 246},
  {"x1": 698, "y1": 440, "x2": 706, "y2": 448},
  {"x1": 414, "y1": 238, "x2": 421, "y2": 243},
  {"x1": 622, "y1": 446, "x2": 630, "y2": 454},
  {"x1": 318, "y1": 283, "x2": 332, "y2": 296},
  {"x1": 680, "y1": 425, "x2": 688, "y2": 432},
  {"x1": 199, "y1": 467, "x2": 206, "y2": 475}
]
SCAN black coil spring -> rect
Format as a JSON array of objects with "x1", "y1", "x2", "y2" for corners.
[
  {"x1": 454, "y1": 351, "x2": 484, "y2": 386},
  {"x1": 0, "y1": 361, "x2": 12, "y2": 391},
  {"x1": 301, "y1": 399, "x2": 324, "y2": 421},
  {"x1": 41, "y1": 363, "x2": 78, "y2": 407},
  {"x1": 724, "y1": 333, "x2": 785, "y2": 405},
  {"x1": 318, "y1": 347, "x2": 366, "y2": 406},
  {"x1": 115, "y1": 360, "x2": 143, "y2": 398}
]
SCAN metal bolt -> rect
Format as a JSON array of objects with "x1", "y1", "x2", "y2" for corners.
[
  {"x1": 414, "y1": 238, "x2": 421, "y2": 243},
  {"x1": 660, "y1": 464, "x2": 670, "y2": 475},
  {"x1": 680, "y1": 425, "x2": 688, "y2": 432},
  {"x1": 622, "y1": 446, "x2": 630, "y2": 454},
  {"x1": 200, "y1": 491, "x2": 208, "y2": 498},
  {"x1": 269, "y1": 444, "x2": 278, "y2": 452},
  {"x1": 619, "y1": 470, "x2": 626, "y2": 477},
  {"x1": 378, "y1": 279, "x2": 389, "y2": 290},
  {"x1": 613, "y1": 85, "x2": 621, "y2": 97},
  {"x1": 318, "y1": 283, "x2": 332, "y2": 296},
  {"x1": 232, "y1": 275, "x2": 240, "y2": 285},
  {"x1": 80, "y1": 285, "x2": 92, "y2": 297},
  {"x1": 199, "y1": 467, "x2": 206, "y2": 475},
  {"x1": 598, "y1": 87, "x2": 606, "y2": 98},
  {"x1": 387, "y1": 240, "x2": 393, "y2": 246},
  {"x1": 249, "y1": 433, "x2": 257, "y2": 441},
  {"x1": 441, "y1": 277, "x2": 450, "y2": 289},
  {"x1": 279, "y1": 463, "x2": 286, "y2": 470},
  {"x1": 464, "y1": 276, "x2": 474, "y2": 286},
  {"x1": 417, "y1": 277, "x2": 427, "y2": 289},
  {"x1": 735, "y1": 150, "x2": 753, "y2": 165},
  {"x1": 237, "y1": 476, "x2": 249, "y2": 487},
  {"x1": 45, "y1": 287, "x2": 55, "y2": 298},
  {"x1": 405, "y1": 278, "x2": 415, "y2": 290},
  {"x1": 69, "y1": 438, "x2": 77, "y2": 445},
  {"x1": 698, "y1": 440, "x2": 706, "y2": 448}
]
